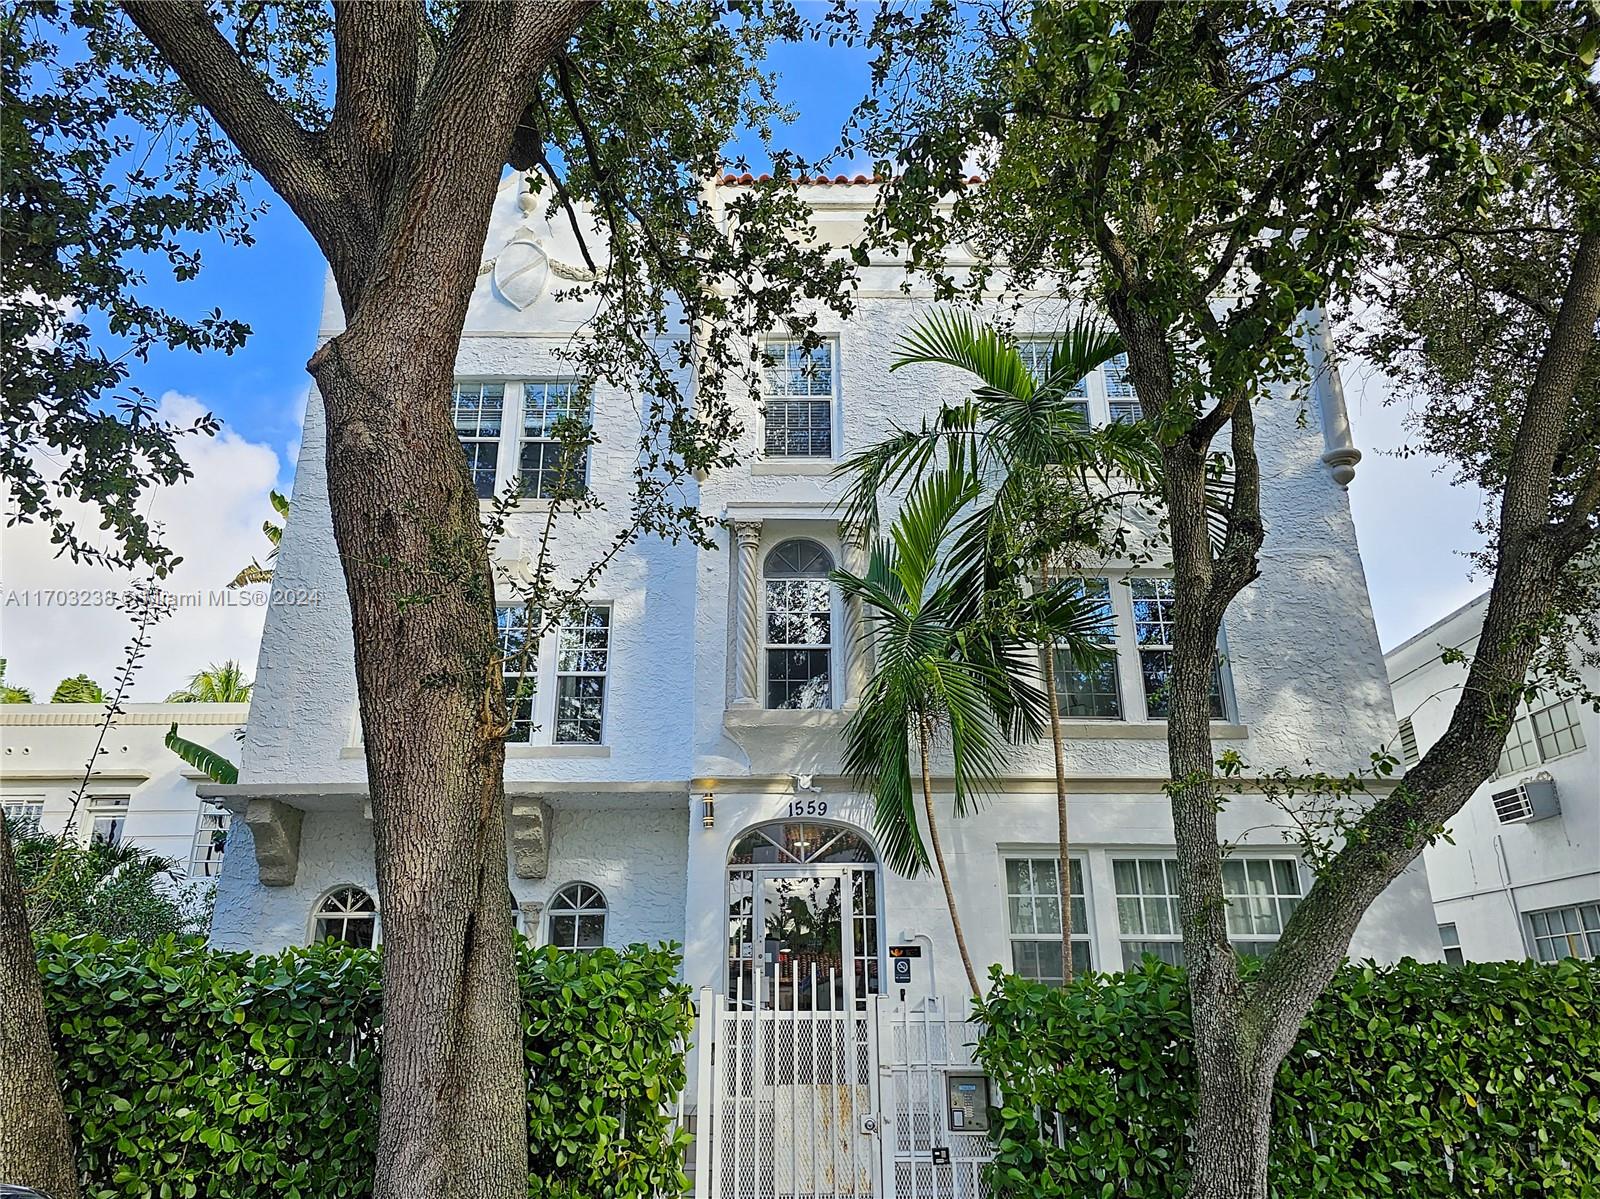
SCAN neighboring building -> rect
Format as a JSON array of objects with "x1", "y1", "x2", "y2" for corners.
[
  {"x1": 0, "y1": 703, "x2": 246, "y2": 879},
  {"x1": 1387, "y1": 593, "x2": 1599, "y2": 964},
  {"x1": 208, "y1": 172, "x2": 1438, "y2": 986}
]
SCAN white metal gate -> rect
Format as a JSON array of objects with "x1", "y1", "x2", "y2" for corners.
[{"x1": 692, "y1": 988, "x2": 992, "y2": 1199}]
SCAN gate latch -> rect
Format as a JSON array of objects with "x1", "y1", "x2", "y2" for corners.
[{"x1": 859, "y1": 1115, "x2": 880, "y2": 1135}]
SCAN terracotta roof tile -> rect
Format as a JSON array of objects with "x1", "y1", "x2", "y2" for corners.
[{"x1": 717, "y1": 172, "x2": 983, "y2": 188}]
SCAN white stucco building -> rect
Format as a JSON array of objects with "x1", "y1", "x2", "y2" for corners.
[
  {"x1": 0, "y1": 702, "x2": 244, "y2": 879},
  {"x1": 1386, "y1": 593, "x2": 1598, "y2": 965},
  {"x1": 206, "y1": 172, "x2": 1438, "y2": 997}
]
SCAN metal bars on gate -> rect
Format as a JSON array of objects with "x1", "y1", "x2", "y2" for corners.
[{"x1": 874, "y1": 997, "x2": 990, "y2": 1199}]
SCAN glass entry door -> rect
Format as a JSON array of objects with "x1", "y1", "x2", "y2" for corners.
[{"x1": 761, "y1": 870, "x2": 849, "y2": 1010}]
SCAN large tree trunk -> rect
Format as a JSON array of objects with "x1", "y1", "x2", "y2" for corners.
[
  {"x1": 919, "y1": 722, "x2": 982, "y2": 997},
  {"x1": 1038, "y1": 559, "x2": 1074, "y2": 984},
  {"x1": 0, "y1": 820, "x2": 80, "y2": 1199}
]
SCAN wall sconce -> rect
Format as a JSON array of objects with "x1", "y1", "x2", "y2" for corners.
[{"x1": 701, "y1": 791, "x2": 716, "y2": 829}]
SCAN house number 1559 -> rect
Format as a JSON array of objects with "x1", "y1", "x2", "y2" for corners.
[{"x1": 788, "y1": 799, "x2": 828, "y2": 817}]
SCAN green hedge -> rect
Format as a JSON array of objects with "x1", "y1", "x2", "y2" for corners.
[
  {"x1": 37, "y1": 934, "x2": 692, "y2": 1199},
  {"x1": 975, "y1": 958, "x2": 1600, "y2": 1199}
]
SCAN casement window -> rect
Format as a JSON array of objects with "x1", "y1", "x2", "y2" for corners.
[
  {"x1": 1498, "y1": 696, "x2": 1586, "y2": 776},
  {"x1": 764, "y1": 539, "x2": 834, "y2": 710},
  {"x1": 1005, "y1": 857, "x2": 1090, "y2": 981},
  {"x1": 1397, "y1": 718, "x2": 1421, "y2": 768},
  {"x1": 1052, "y1": 577, "x2": 1122, "y2": 719},
  {"x1": 548, "y1": 882, "x2": 607, "y2": 951},
  {"x1": 1526, "y1": 903, "x2": 1600, "y2": 962},
  {"x1": 1220, "y1": 857, "x2": 1303, "y2": 958},
  {"x1": 1129, "y1": 577, "x2": 1228, "y2": 719},
  {"x1": 1113, "y1": 857, "x2": 1186, "y2": 967},
  {"x1": 761, "y1": 339, "x2": 836, "y2": 457},
  {"x1": 498, "y1": 604, "x2": 541, "y2": 744},
  {"x1": 189, "y1": 804, "x2": 230, "y2": 877},
  {"x1": 87, "y1": 795, "x2": 128, "y2": 847},
  {"x1": 1017, "y1": 339, "x2": 1090, "y2": 425},
  {"x1": 1115, "y1": 855, "x2": 1301, "y2": 966},
  {"x1": 554, "y1": 606, "x2": 611, "y2": 744},
  {"x1": 1438, "y1": 922, "x2": 1464, "y2": 967},
  {"x1": 312, "y1": 885, "x2": 378, "y2": 948},
  {"x1": 2, "y1": 796, "x2": 44, "y2": 835},
  {"x1": 453, "y1": 378, "x2": 591, "y2": 500}
]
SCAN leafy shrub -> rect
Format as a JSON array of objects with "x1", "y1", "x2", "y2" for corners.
[
  {"x1": 975, "y1": 958, "x2": 1600, "y2": 1199},
  {"x1": 13, "y1": 828, "x2": 213, "y2": 939},
  {"x1": 37, "y1": 934, "x2": 692, "y2": 1199}
]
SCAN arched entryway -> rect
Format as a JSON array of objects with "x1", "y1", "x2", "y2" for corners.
[{"x1": 726, "y1": 820, "x2": 883, "y2": 1009}]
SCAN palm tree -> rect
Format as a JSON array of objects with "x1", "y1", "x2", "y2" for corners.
[
  {"x1": 840, "y1": 311, "x2": 1160, "y2": 984},
  {"x1": 165, "y1": 660, "x2": 253, "y2": 704},
  {"x1": 228, "y1": 489, "x2": 289, "y2": 588},
  {"x1": 833, "y1": 471, "x2": 1039, "y2": 998},
  {"x1": 49, "y1": 674, "x2": 105, "y2": 704}
]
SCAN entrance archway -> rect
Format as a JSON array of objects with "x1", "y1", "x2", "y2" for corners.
[{"x1": 726, "y1": 820, "x2": 883, "y2": 1009}]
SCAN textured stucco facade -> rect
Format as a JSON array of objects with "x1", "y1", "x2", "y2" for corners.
[
  {"x1": 1387, "y1": 594, "x2": 1599, "y2": 963},
  {"x1": 209, "y1": 175, "x2": 1438, "y2": 987}
]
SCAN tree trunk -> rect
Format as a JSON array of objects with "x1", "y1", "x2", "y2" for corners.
[
  {"x1": 0, "y1": 819, "x2": 80, "y2": 1199},
  {"x1": 1038, "y1": 559, "x2": 1074, "y2": 984},
  {"x1": 918, "y1": 722, "x2": 982, "y2": 997},
  {"x1": 1184, "y1": 1050, "x2": 1276, "y2": 1199}
]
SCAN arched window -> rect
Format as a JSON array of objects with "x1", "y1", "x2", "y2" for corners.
[
  {"x1": 548, "y1": 882, "x2": 607, "y2": 951},
  {"x1": 312, "y1": 886, "x2": 377, "y2": 948},
  {"x1": 764, "y1": 538, "x2": 834, "y2": 710}
]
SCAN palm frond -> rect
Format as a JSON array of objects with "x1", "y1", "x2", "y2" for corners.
[
  {"x1": 228, "y1": 561, "x2": 272, "y2": 589},
  {"x1": 164, "y1": 723, "x2": 239, "y2": 785},
  {"x1": 890, "y1": 308, "x2": 1035, "y2": 402}
]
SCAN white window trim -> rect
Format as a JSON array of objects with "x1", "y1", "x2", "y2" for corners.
[
  {"x1": 454, "y1": 377, "x2": 592, "y2": 503},
  {"x1": 1001, "y1": 852, "x2": 1094, "y2": 981},
  {"x1": 498, "y1": 601, "x2": 613, "y2": 747},
  {"x1": 758, "y1": 336, "x2": 842, "y2": 462},
  {"x1": 1013, "y1": 340, "x2": 1143, "y2": 427},
  {"x1": 761, "y1": 537, "x2": 839, "y2": 711},
  {"x1": 546, "y1": 881, "x2": 608, "y2": 951},
  {"x1": 1108, "y1": 851, "x2": 1304, "y2": 967},
  {"x1": 85, "y1": 794, "x2": 130, "y2": 847},
  {"x1": 189, "y1": 803, "x2": 230, "y2": 877},
  {"x1": 2, "y1": 795, "x2": 46, "y2": 835},
  {"x1": 1525, "y1": 902, "x2": 1600, "y2": 963},
  {"x1": 308, "y1": 883, "x2": 381, "y2": 947}
]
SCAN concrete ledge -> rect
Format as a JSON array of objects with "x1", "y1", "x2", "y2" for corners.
[
  {"x1": 1057, "y1": 721, "x2": 1250, "y2": 740},
  {"x1": 750, "y1": 461, "x2": 838, "y2": 477},
  {"x1": 723, "y1": 708, "x2": 852, "y2": 732}
]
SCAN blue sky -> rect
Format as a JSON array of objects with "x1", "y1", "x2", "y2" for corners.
[{"x1": 1, "y1": 32, "x2": 1489, "y2": 697}]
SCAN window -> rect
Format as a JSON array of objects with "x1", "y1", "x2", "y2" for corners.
[
  {"x1": 313, "y1": 886, "x2": 377, "y2": 948},
  {"x1": 1114, "y1": 858, "x2": 1185, "y2": 967},
  {"x1": 518, "y1": 381, "x2": 590, "y2": 499},
  {"x1": 1397, "y1": 718, "x2": 1421, "y2": 768},
  {"x1": 1017, "y1": 339, "x2": 1090, "y2": 424},
  {"x1": 1438, "y1": 922, "x2": 1464, "y2": 967},
  {"x1": 764, "y1": 539, "x2": 834, "y2": 710},
  {"x1": 2, "y1": 796, "x2": 44, "y2": 834},
  {"x1": 548, "y1": 882, "x2": 607, "y2": 951},
  {"x1": 498, "y1": 604, "x2": 540, "y2": 743},
  {"x1": 555, "y1": 605, "x2": 610, "y2": 744},
  {"x1": 1104, "y1": 353, "x2": 1143, "y2": 423},
  {"x1": 761, "y1": 339, "x2": 835, "y2": 457},
  {"x1": 1130, "y1": 577, "x2": 1227, "y2": 719},
  {"x1": 189, "y1": 804, "x2": 230, "y2": 877},
  {"x1": 87, "y1": 795, "x2": 128, "y2": 847},
  {"x1": 1526, "y1": 903, "x2": 1600, "y2": 962},
  {"x1": 1499, "y1": 696, "x2": 1586, "y2": 775},
  {"x1": 1053, "y1": 577, "x2": 1121, "y2": 719},
  {"x1": 1005, "y1": 857, "x2": 1090, "y2": 981},
  {"x1": 1220, "y1": 858, "x2": 1302, "y2": 958},
  {"x1": 453, "y1": 381, "x2": 505, "y2": 499}
]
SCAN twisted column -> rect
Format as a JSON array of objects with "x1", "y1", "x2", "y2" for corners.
[
  {"x1": 730, "y1": 520, "x2": 764, "y2": 708},
  {"x1": 840, "y1": 521, "x2": 871, "y2": 710}
]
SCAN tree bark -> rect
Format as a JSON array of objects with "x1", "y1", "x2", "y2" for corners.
[
  {"x1": 1038, "y1": 559, "x2": 1074, "y2": 984},
  {"x1": 919, "y1": 721, "x2": 982, "y2": 997},
  {"x1": 0, "y1": 819, "x2": 80, "y2": 1199}
]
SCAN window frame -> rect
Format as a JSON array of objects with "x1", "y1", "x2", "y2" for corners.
[
  {"x1": 310, "y1": 884, "x2": 379, "y2": 948},
  {"x1": 189, "y1": 803, "x2": 231, "y2": 877},
  {"x1": 1497, "y1": 695, "x2": 1587, "y2": 776},
  {"x1": 2, "y1": 795, "x2": 45, "y2": 835},
  {"x1": 1050, "y1": 575, "x2": 1123, "y2": 720},
  {"x1": 517, "y1": 379, "x2": 593, "y2": 501},
  {"x1": 758, "y1": 337, "x2": 840, "y2": 460},
  {"x1": 1128, "y1": 576, "x2": 1232, "y2": 721},
  {"x1": 547, "y1": 881, "x2": 608, "y2": 952},
  {"x1": 1112, "y1": 853, "x2": 1303, "y2": 966},
  {"x1": 85, "y1": 794, "x2": 129, "y2": 847},
  {"x1": 1437, "y1": 922, "x2": 1464, "y2": 967},
  {"x1": 762, "y1": 538, "x2": 837, "y2": 711},
  {"x1": 496, "y1": 601, "x2": 612, "y2": 746},
  {"x1": 452, "y1": 377, "x2": 591, "y2": 502},
  {"x1": 553, "y1": 604, "x2": 612, "y2": 745},
  {"x1": 1003, "y1": 855, "x2": 1092, "y2": 982},
  {"x1": 1012, "y1": 340, "x2": 1143, "y2": 427},
  {"x1": 1525, "y1": 903, "x2": 1600, "y2": 962}
]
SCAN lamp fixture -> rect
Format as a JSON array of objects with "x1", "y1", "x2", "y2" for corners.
[{"x1": 701, "y1": 790, "x2": 716, "y2": 829}]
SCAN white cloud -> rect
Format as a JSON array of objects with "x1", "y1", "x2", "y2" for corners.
[
  {"x1": 1341, "y1": 358, "x2": 1491, "y2": 652},
  {"x1": 0, "y1": 391, "x2": 282, "y2": 701}
]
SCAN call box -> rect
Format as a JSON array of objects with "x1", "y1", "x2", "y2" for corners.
[{"x1": 946, "y1": 1073, "x2": 990, "y2": 1132}]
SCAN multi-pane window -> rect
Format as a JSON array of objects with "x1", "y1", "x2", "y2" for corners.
[
  {"x1": 453, "y1": 381, "x2": 505, "y2": 499},
  {"x1": 498, "y1": 604, "x2": 540, "y2": 743},
  {"x1": 1498, "y1": 696, "x2": 1587, "y2": 775},
  {"x1": 1017, "y1": 339, "x2": 1090, "y2": 424},
  {"x1": 313, "y1": 886, "x2": 377, "y2": 947},
  {"x1": 2, "y1": 796, "x2": 44, "y2": 834},
  {"x1": 1438, "y1": 922, "x2": 1464, "y2": 966},
  {"x1": 1104, "y1": 353, "x2": 1143, "y2": 423},
  {"x1": 1005, "y1": 857, "x2": 1090, "y2": 981},
  {"x1": 1526, "y1": 903, "x2": 1600, "y2": 962},
  {"x1": 762, "y1": 340, "x2": 835, "y2": 457},
  {"x1": 189, "y1": 804, "x2": 230, "y2": 877},
  {"x1": 1053, "y1": 577, "x2": 1121, "y2": 719},
  {"x1": 1114, "y1": 858, "x2": 1185, "y2": 967},
  {"x1": 548, "y1": 882, "x2": 607, "y2": 951},
  {"x1": 519, "y1": 381, "x2": 590, "y2": 499},
  {"x1": 1220, "y1": 858, "x2": 1303, "y2": 958},
  {"x1": 555, "y1": 605, "x2": 610, "y2": 744},
  {"x1": 765, "y1": 539, "x2": 834, "y2": 710},
  {"x1": 87, "y1": 795, "x2": 128, "y2": 847},
  {"x1": 1130, "y1": 577, "x2": 1227, "y2": 719}
]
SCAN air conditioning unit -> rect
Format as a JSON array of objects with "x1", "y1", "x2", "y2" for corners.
[{"x1": 1490, "y1": 779, "x2": 1561, "y2": 825}]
